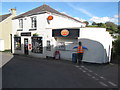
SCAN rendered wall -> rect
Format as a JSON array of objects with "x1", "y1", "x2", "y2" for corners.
[
  {"x1": 0, "y1": 14, "x2": 16, "y2": 50},
  {"x1": 0, "y1": 39, "x2": 4, "y2": 51}
]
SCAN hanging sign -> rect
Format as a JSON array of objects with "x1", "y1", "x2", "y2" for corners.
[
  {"x1": 21, "y1": 32, "x2": 31, "y2": 36},
  {"x1": 52, "y1": 29, "x2": 79, "y2": 38},
  {"x1": 47, "y1": 15, "x2": 53, "y2": 20},
  {"x1": 28, "y1": 44, "x2": 32, "y2": 50},
  {"x1": 61, "y1": 29, "x2": 69, "y2": 36}
]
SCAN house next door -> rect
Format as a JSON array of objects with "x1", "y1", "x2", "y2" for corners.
[{"x1": 24, "y1": 38, "x2": 28, "y2": 55}]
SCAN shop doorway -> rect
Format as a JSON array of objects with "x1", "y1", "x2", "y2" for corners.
[{"x1": 24, "y1": 38, "x2": 28, "y2": 55}]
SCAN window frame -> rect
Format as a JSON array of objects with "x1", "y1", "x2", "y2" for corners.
[
  {"x1": 19, "y1": 19, "x2": 23, "y2": 29},
  {"x1": 31, "y1": 37, "x2": 43, "y2": 54},
  {"x1": 31, "y1": 16, "x2": 37, "y2": 29},
  {"x1": 46, "y1": 40, "x2": 51, "y2": 51},
  {"x1": 14, "y1": 37, "x2": 21, "y2": 50}
]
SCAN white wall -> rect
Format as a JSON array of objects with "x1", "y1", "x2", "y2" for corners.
[
  {"x1": 46, "y1": 13, "x2": 86, "y2": 29},
  {"x1": 0, "y1": 39, "x2": 4, "y2": 51},
  {"x1": 12, "y1": 12, "x2": 85, "y2": 58}
]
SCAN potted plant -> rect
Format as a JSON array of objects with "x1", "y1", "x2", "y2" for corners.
[
  {"x1": 14, "y1": 34, "x2": 19, "y2": 37},
  {"x1": 33, "y1": 33, "x2": 39, "y2": 37}
]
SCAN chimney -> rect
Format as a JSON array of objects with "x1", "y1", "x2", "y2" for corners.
[{"x1": 10, "y1": 8, "x2": 16, "y2": 15}]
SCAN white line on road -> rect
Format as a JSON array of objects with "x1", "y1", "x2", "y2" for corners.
[
  {"x1": 80, "y1": 65, "x2": 84, "y2": 67},
  {"x1": 100, "y1": 76, "x2": 106, "y2": 80},
  {"x1": 78, "y1": 68, "x2": 82, "y2": 70},
  {"x1": 75, "y1": 65, "x2": 80, "y2": 68},
  {"x1": 82, "y1": 70, "x2": 86, "y2": 72},
  {"x1": 87, "y1": 73, "x2": 92, "y2": 76},
  {"x1": 94, "y1": 78, "x2": 99, "y2": 81},
  {"x1": 108, "y1": 81, "x2": 117, "y2": 87},
  {"x1": 88, "y1": 70, "x2": 93, "y2": 72},
  {"x1": 99, "y1": 81, "x2": 108, "y2": 87},
  {"x1": 92, "y1": 76, "x2": 95, "y2": 79},
  {"x1": 82, "y1": 67, "x2": 89, "y2": 71}
]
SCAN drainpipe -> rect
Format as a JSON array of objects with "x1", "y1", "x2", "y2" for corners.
[{"x1": 10, "y1": 34, "x2": 12, "y2": 53}]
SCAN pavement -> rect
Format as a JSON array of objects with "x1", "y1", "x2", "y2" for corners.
[
  {"x1": 1, "y1": 53, "x2": 119, "y2": 88},
  {"x1": 0, "y1": 52, "x2": 13, "y2": 68}
]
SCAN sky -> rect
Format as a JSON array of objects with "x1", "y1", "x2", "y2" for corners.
[{"x1": 0, "y1": 2, "x2": 119, "y2": 25}]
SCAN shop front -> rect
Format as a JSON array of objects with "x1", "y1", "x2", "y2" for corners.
[
  {"x1": 13, "y1": 27, "x2": 112, "y2": 63},
  {"x1": 13, "y1": 32, "x2": 45, "y2": 58},
  {"x1": 52, "y1": 27, "x2": 113, "y2": 63},
  {"x1": 52, "y1": 28, "x2": 80, "y2": 60}
]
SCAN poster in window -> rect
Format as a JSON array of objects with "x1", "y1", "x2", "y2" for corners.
[
  {"x1": 32, "y1": 37, "x2": 43, "y2": 53},
  {"x1": 57, "y1": 42, "x2": 65, "y2": 50},
  {"x1": 14, "y1": 37, "x2": 21, "y2": 50}
]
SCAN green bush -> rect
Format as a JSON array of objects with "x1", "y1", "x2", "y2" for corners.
[{"x1": 112, "y1": 36, "x2": 120, "y2": 62}]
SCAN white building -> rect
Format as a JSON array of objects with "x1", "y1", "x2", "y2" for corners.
[{"x1": 12, "y1": 4, "x2": 112, "y2": 63}]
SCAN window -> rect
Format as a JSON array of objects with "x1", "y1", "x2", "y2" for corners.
[
  {"x1": 31, "y1": 17, "x2": 37, "y2": 29},
  {"x1": 57, "y1": 42, "x2": 65, "y2": 50},
  {"x1": 19, "y1": 19, "x2": 23, "y2": 28},
  {"x1": 14, "y1": 37, "x2": 21, "y2": 50},
  {"x1": 46, "y1": 40, "x2": 51, "y2": 51},
  {"x1": 32, "y1": 37, "x2": 42, "y2": 53}
]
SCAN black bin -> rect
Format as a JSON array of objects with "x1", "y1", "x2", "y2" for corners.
[{"x1": 72, "y1": 53, "x2": 77, "y2": 63}]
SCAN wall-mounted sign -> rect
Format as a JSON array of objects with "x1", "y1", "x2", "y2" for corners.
[
  {"x1": 28, "y1": 44, "x2": 32, "y2": 50},
  {"x1": 21, "y1": 32, "x2": 31, "y2": 36},
  {"x1": 52, "y1": 29, "x2": 79, "y2": 38},
  {"x1": 47, "y1": 15, "x2": 53, "y2": 20},
  {"x1": 61, "y1": 29, "x2": 69, "y2": 36}
]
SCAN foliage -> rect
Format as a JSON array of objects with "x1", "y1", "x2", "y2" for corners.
[
  {"x1": 33, "y1": 33, "x2": 39, "y2": 36},
  {"x1": 92, "y1": 22, "x2": 97, "y2": 25},
  {"x1": 83, "y1": 21, "x2": 89, "y2": 26},
  {"x1": 112, "y1": 36, "x2": 120, "y2": 62},
  {"x1": 105, "y1": 22, "x2": 117, "y2": 29},
  {"x1": 14, "y1": 34, "x2": 19, "y2": 37},
  {"x1": 118, "y1": 25, "x2": 120, "y2": 34},
  {"x1": 0, "y1": 49, "x2": 11, "y2": 53},
  {"x1": 113, "y1": 36, "x2": 120, "y2": 56}
]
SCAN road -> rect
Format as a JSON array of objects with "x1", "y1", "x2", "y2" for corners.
[{"x1": 1, "y1": 53, "x2": 119, "y2": 88}]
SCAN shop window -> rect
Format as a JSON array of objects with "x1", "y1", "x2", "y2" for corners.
[
  {"x1": 19, "y1": 19, "x2": 23, "y2": 28},
  {"x1": 31, "y1": 17, "x2": 37, "y2": 29},
  {"x1": 46, "y1": 40, "x2": 51, "y2": 51},
  {"x1": 57, "y1": 42, "x2": 65, "y2": 50},
  {"x1": 32, "y1": 37, "x2": 42, "y2": 53},
  {"x1": 14, "y1": 37, "x2": 21, "y2": 50}
]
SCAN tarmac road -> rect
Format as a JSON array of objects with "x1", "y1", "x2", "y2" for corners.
[{"x1": 2, "y1": 53, "x2": 119, "y2": 88}]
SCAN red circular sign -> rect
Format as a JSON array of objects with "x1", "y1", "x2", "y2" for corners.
[
  {"x1": 47, "y1": 15, "x2": 53, "y2": 20},
  {"x1": 61, "y1": 29, "x2": 69, "y2": 36}
]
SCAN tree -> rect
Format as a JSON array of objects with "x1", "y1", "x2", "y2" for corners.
[
  {"x1": 112, "y1": 36, "x2": 120, "y2": 61},
  {"x1": 96, "y1": 23, "x2": 106, "y2": 28},
  {"x1": 118, "y1": 25, "x2": 120, "y2": 34},
  {"x1": 83, "y1": 21, "x2": 89, "y2": 26},
  {"x1": 105, "y1": 22, "x2": 119, "y2": 36},
  {"x1": 105, "y1": 22, "x2": 117, "y2": 30},
  {"x1": 92, "y1": 22, "x2": 97, "y2": 25}
]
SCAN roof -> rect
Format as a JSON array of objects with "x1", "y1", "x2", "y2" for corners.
[
  {"x1": 0, "y1": 14, "x2": 11, "y2": 22},
  {"x1": 13, "y1": 4, "x2": 85, "y2": 24}
]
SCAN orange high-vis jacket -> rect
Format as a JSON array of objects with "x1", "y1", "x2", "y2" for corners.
[{"x1": 77, "y1": 46, "x2": 84, "y2": 53}]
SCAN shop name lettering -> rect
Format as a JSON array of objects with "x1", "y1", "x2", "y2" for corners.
[{"x1": 21, "y1": 32, "x2": 31, "y2": 36}]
